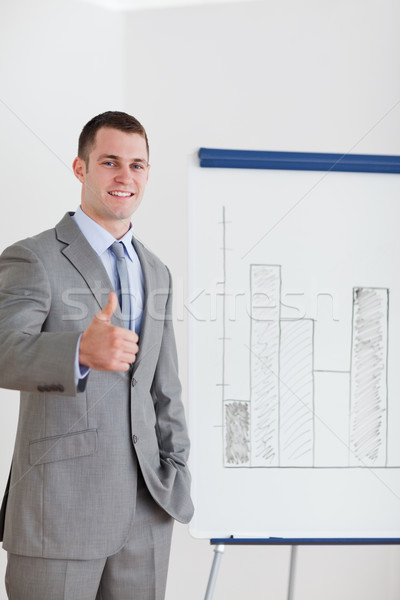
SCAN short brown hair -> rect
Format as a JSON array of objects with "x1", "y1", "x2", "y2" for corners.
[{"x1": 78, "y1": 111, "x2": 149, "y2": 166}]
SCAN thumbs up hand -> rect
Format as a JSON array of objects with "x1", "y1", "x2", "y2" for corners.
[{"x1": 79, "y1": 292, "x2": 139, "y2": 371}]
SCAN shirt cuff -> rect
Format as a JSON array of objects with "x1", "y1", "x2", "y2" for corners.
[{"x1": 75, "y1": 333, "x2": 90, "y2": 386}]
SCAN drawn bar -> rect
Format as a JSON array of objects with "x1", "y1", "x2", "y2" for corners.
[
  {"x1": 314, "y1": 372, "x2": 350, "y2": 468},
  {"x1": 198, "y1": 148, "x2": 400, "y2": 174},
  {"x1": 224, "y1": 401, "x2": 250, "y2": 467},
  {"x1": 279, "y1": 320, "x2": 314, "y2": 467},
  {"x1": 349, "y1": 288, "x2": 389, "y2": 467},
  {"x1": 250, "y1": 265, "x2": 281, "y2": 467}
]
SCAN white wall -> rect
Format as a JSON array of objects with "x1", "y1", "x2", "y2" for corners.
[
  {"x1": 123, "y1": 2, "x2": 400, "y2": 599},
  {"x1": 0, "y1": 0, "x2": 399, "y2": 598}
]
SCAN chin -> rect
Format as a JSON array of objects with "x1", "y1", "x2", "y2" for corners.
[{"x1": 107, "y1": 205, "x2": 134, "y2": 221}]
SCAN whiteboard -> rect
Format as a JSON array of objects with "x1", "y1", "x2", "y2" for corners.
[{"x1": 188, "y1": 150, "x2": 400, "y2": 540}]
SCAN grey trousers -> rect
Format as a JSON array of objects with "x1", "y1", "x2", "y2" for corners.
[{"x1": 5, "y1": 474, "x2": 174, "y2": 600}]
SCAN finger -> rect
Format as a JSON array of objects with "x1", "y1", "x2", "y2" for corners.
[
  {"x1": 118, "y1": 343, "x2": 139, "y2": 361},
  {"x1": 97, "y1": 292, "x2": 118, "y2": 323},
  {"x1": 116, "y1": 328, "x2": 139, "y2": 344}
]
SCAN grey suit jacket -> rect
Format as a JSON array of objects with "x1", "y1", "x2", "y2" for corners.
[{"x1": 0, "y1": 213, "x2": 193, "y2": 560}]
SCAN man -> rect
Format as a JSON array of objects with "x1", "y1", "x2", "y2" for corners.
[{"x1": 0, "y1": 111, "x2": 194, "y2": 599}]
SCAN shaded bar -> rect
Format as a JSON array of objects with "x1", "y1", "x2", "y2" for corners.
[
  {"x1": 250, "y1": 265, "x2": 281, "y2": 466},
  {"x1": 224, "y1": 401, "x2": 250, "y2": 467},
  {"x1": 280, "y1": 319, "x2": 314, "y2": 467},
  {"x1": 349, "y1": 288, "x2": 389, "y2": 467}
]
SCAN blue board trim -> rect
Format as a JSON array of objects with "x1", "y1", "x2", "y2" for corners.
[
  {"x1": 210, "y1": 538, "x2": 400, "y2": 546},
  {"x1": 198, "y1": 148, "x2": 400, "y2": 173}
]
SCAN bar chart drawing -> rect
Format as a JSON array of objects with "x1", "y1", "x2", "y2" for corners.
[{"x1": 221, "y1": 209, "x2": 391, "y2": 470}]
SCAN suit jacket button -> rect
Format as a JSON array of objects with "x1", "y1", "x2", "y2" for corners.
[
  {"x1": 131, "y1": 378, "x2": 137, "y2": 387},
  {"x1": 132, "y1": 435, "x2": 138, "y2": 444}
]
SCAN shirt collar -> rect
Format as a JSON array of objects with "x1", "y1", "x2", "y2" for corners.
[{"x1": 73, "y1": 206, "x2": 135, "y2": 261}]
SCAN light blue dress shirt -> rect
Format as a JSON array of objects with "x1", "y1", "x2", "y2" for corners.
[{"x1": 72, "y1": 207, "x2": 145, "y2": 381}]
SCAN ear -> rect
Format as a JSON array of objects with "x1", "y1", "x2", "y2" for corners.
[
  {"x1": 72, "y1": 157, "x2": 86, "y2": 183},
  {"x1": 145, "y1": 163, "x2": 151, "y2": 184}
]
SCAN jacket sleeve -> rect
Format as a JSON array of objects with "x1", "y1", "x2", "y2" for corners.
[{"x1": 0, "y1": 242, "x2": 81, "y2": 395}]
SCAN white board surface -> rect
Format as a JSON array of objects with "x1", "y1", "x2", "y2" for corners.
[{"x1": 187, "y1": 155, "x2": 400, "y2": 539}]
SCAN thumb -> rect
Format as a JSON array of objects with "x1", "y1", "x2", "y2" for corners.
[{"x1": 97, "y1": 292, "x2": 118, "y2": 323}]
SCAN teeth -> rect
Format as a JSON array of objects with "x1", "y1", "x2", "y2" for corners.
[{"x1": 109, "y1": 191, "x2": 132, "y2": 197}]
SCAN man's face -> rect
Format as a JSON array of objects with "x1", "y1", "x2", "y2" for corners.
[{"x1": 73, "y1": 127, "x2": 150, "y2": 237}]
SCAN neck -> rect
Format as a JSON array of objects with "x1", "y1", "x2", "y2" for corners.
[{"x1": 80, "y1": 207, "x2": 131, "y2": 239}]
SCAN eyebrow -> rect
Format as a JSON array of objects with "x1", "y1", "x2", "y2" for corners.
[{"x1": 97, "y1": 154, "x2": 148, "y2": 165}]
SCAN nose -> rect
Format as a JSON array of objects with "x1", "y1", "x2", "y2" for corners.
[{"x1": 115, "y1": 164, "x2": 132, "y2": 185}]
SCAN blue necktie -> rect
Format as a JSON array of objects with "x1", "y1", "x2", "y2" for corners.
[{"x1": 110, "y1": 242, "x2": 131, "y2": 329}]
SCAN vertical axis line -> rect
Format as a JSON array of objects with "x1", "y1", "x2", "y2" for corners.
[
  {"x1": 221, "y1": 206, "x2": 227, "y2": 466},
  {"x1": 221, "y1": 205, "x2": 227, "y2": 405}
]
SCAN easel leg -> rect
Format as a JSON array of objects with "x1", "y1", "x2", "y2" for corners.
[
  {"x1": 204, "y1": 544, "x2": 225, "y2": 600},
  {"x1": 287, "y1": 545, "x2": 298, "y2": 600}
]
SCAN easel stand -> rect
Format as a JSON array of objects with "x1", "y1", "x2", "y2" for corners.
[
  {"x1": 203, "y1": 538, "x2": 400, "y2": 600},
  {"x1": 204, "y1": 544, "x2": 225, "y2": 600}
]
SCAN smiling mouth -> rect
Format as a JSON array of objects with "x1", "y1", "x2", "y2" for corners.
[{"x1": 108, "y1": 191, "x2": 134, "y2": 197}]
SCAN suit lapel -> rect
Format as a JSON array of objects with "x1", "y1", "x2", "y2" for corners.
[
  {"x1": 132, "y1": 237, "x2": 155, "y2": 370},
  {"x1": 132, "y1": 237, "x2": 165, "y2": 375},
  {"x1": 55, "y1": 213, "x2": 114, "y2": 312}
]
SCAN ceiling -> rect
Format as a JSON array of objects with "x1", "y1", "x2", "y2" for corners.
[{"x1": 79, "y1": 0, "x2": 258, "y2": 11}]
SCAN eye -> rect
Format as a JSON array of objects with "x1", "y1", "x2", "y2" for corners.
[
  {"x1": 131, "y1": 163, "x2": 144, "y2": 170},
  {"x1": 103, "y1": 161, "x2": 116, "y2": 167}
]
